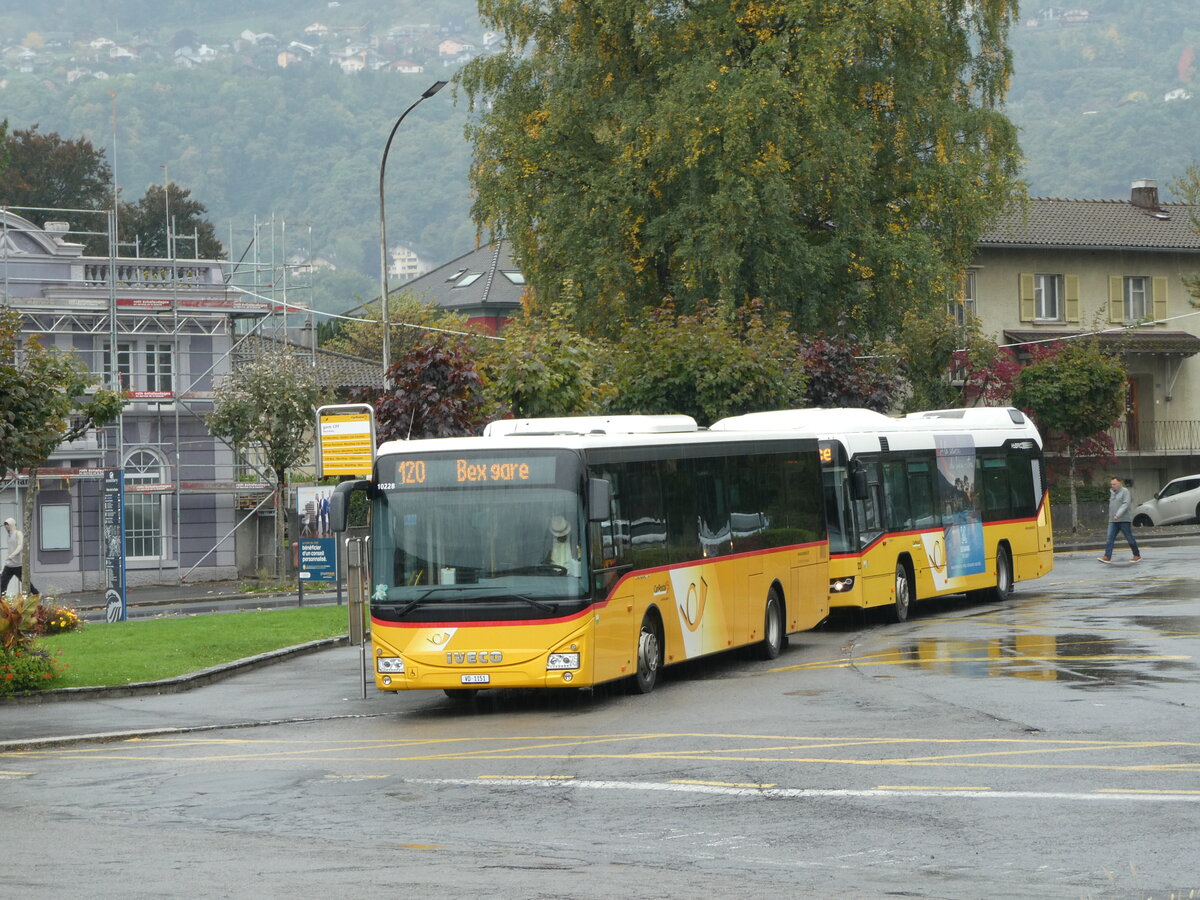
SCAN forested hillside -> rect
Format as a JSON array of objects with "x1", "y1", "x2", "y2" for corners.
[
  {"x1": 1009, "y1": 0, "x2": 1200, "y2": 199},
  {"x1": 3, "y1": 0, "x2": 1200, "y2": 311}
]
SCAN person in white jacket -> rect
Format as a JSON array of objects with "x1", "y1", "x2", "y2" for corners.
[{"x1": 2, "y1": 517, "x2": 40, "y2": 596}]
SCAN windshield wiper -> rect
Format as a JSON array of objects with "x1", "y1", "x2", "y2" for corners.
[
  {"x1": 392, "y1": 586, "x2": 473, "y2": 617},
  {"x1": 508, "y1": 593, "x2": 557, "y2": 613},
  {"x1": 486, "y1": 564, "x2": 567, "y2": 577}
]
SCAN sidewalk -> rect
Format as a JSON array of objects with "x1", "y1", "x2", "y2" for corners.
[
  {"x1": 4, "y1": 524, "x2": 1198, "y2": 752},
  {"x1": 56, "y1": 577, "x2": 343, "y2": 618}
]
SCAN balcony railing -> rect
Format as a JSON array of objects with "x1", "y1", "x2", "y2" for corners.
[
  {"x1": 80, "y1": 261, "x2": 222, "y2": 287},
  {"x1": 1107, "y1": 420, "x2": 1200, "y2": 454}
]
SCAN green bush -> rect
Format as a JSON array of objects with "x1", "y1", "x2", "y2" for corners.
[
  {"x1": 1049, "y1": 482, "x2": 1109, "y2": 504},
  {"x1": 0, "y1": 647, "x2": 64, "y2": 696}
]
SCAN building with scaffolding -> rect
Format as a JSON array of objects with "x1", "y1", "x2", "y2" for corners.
[{"x1": 1, "y1": 206, "x2": 325, "y2": 595}]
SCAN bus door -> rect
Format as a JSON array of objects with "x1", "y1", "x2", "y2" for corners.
[{"x1": 852, "y1": 456, "x2": 890, "y2": 598}]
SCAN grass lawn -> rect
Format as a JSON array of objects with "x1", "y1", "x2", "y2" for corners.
[{"x1": 36, "y1": 606, "x2": 349, "y2": 688}]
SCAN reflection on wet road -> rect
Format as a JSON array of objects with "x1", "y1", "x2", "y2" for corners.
[{"x1": 782, "y1": 545, "x2": 1200, "y2": 690}]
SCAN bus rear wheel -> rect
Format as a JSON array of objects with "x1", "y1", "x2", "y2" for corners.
[
  {"x1": 634, "y1": 613, "x2": 663, "y2": 694},
  {"x1": 758, "y1": 590, "x2": 785, "y2": 660},
  {"x1": 986, "y1": 546, "x2": 1014, "y2": 603},
  {"x1": 891, "y1": 561, "x2": 912, "y2": 623}
]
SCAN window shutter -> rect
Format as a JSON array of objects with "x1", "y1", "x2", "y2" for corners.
[
  {"x1": 1019, "y1": 273, "x2": 1035, "y2": 322},
  {"x1": 1109, "y1": 276, "x2": 1124, "y2": 324},
  {"x1": 1065, "y1": 274, "x2": 1080, "y2": 323},
  {"x1": 1153, "y1": 276, "x2": 1168, "y2": 322}
]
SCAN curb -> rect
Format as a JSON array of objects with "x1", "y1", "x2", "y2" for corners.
[{"x1": 1, "y1": 635, "x2": 349, "y2": 707}]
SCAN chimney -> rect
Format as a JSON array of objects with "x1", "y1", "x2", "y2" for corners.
[{"x1": 1130, "y1": 179, "x2": 1159, "y2": 209}]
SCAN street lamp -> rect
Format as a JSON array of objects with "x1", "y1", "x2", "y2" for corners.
[{"x1": 378, "y1": 80, "x2": 448, "y2": 382}]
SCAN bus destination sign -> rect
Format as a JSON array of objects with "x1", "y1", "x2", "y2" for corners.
[{"x1": 379, "y1": 456, "x2": 557, "y2": 489}]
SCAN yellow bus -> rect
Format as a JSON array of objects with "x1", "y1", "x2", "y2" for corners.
[
  {"x1": 711, "y1": 407, "x2": 1054, "y2": 621},
  {"x1": 330, "y1": 415, "x2": 829, "y2": 696}
]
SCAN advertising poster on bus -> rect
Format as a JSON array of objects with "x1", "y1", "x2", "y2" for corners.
[
  {"x1": 935, "y1": 435, "x2": 985, "y2": 578},
  {"x1": 296, "y1": 485, "x2": 336, "y2": 581}
]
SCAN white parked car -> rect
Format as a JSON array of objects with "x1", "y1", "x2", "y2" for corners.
[{"x1": 1131, "y1": 474, "x2": 1200, "y2": 526}]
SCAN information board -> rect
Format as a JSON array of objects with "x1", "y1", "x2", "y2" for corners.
[{"x1": 317, "y1": 404, "x2": 375, "y2": 477}]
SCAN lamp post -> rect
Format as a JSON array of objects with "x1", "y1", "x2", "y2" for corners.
[{"x1": 378, "y1": 80, "x2": 448, "y2": 382}]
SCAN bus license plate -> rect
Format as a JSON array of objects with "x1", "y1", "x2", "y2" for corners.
[{"x1": 461, "y1": 674, "x2": 490, "y2": 684}]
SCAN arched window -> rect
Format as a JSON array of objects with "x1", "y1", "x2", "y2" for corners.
[{"x1": 124, "y1": 449, "x2": 167, "y2": 559}]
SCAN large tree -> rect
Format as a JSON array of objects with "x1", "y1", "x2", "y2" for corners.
[
  {"x1": 0, "y1": 122, "x2": 114, "y2": 254},
  {"x1": 206, "y1": 348, "x2": 326, "y2": 578},
  {"x1": 0, "y1": 123, "x2": 113, "y2": 214},
  {"x1": 604, "y1": 300, "x2": 806, "y2": 424},
  {"x1": 1, "y1": 309, "x2": 126, "y2": 594},
  {"x1": 462, "y1": 0, "x2": 1022, "y2": 338},
  {"x1": 350, "y1": 333, "x2": 492, "y2": 442},
  {"x1": 119, "y1": 182, "x2": 225, "y2": 260}
]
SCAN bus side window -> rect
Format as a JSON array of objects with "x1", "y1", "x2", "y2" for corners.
[
  {"x1": 882, "y1": 459, "x2": 912, "y2": 530},
  {"x1": 1008, "y1": 455, "x2": 1036, "y2": 517},
  {"x1": 907, "y1": 460, "x2": 936, "y2": 528},
  {"x1": 980, "y1": 457, "x2": 1011, "y2": 521}
]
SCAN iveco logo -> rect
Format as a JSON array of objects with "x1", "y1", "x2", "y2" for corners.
[{"x1": 446, "y1": 651, "x2": 503, "y2": 664}]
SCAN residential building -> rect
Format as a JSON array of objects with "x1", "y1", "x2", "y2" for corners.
[
  {"x1": 387, "y1": 239, "x2": 525, "y2": 335},
  {"x1": 970, "y1": 179, "x2": 1200, "y2": 500},
  {"x1": 1, "y1": 209, "x2": 285, "y2": 593}
]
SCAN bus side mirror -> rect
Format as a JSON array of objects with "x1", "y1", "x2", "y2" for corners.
[
  {"x1": 330, "y1": 480, "x2": 370, "y2": 533},
  {"x1": 849, "y1": 461, "x2": 868, "y2": 500},
  {"x1": 588, "y1": 477, "x2": 612, "y2": 521}
]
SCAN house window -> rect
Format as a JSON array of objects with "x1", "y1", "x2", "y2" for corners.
[
  {"x1": 145, "y1": 343, "x2": 174, "y2": 393},
  {"x1": 1124, "y1": 276, "x2": 1149, "y2": 321},
  {"x1": 1034, "y1": 274, "x2": 1062, "y2": 321},
  {"x1": 124, "y1": 449, "x2": 168, "y2": 559},
  {"x1": 950, "y1": 270, "x2": 977, "y2": 325},
  {"x1": 101, "y1": 341, "x2": 133, "y2": 390}
]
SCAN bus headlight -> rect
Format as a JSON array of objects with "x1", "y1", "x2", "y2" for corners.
[
  {"x1": 547, "y1": 652, "x2": 580, "y2": 670},
  {"x1": 377, "y1": 656, "x2": 405, "y2": 673},
  {"x1": 830, "y1": 577, "x2": 856, "y2": 593}
]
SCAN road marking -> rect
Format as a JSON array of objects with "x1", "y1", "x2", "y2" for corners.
[
  {"x1": 10, "y1": 735, "x2": 1200, "y2": 776},
  {"x1": 776, "y1": 654, "x2": 1189, "y2": 673},
  {"x1": 406, "y1": 777, "x2": 1200, "y2": 804}
]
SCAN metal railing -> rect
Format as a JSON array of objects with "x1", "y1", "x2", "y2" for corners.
[{"x1": 1107, "y1": 420, "x2": 1200, "y2": 454}]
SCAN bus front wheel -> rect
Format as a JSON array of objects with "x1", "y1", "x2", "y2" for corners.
[
  {"x1": 758, "y1": 590, "x2": 785, "y2": 660},
  {"x1": 892, "y1": 561, "x2": 913, "y2": 623},
  {"x1": 634, "y1": 613, "x2": 663, "y2": 694}
]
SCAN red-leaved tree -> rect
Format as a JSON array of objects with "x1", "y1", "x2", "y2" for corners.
[{"x1": 349, "y1": 333, "x2": 491, "y2": 442}]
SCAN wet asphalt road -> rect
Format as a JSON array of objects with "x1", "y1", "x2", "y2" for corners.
[{"x1": 3, "y1": 544, "x2": 1200, "y2": 898}]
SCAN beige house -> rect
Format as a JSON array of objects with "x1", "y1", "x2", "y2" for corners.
[{"x1": 968, "y1": 179, "x2": 1200, "y2": 502}]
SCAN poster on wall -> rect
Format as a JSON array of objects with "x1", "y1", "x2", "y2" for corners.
[
  {"x1": 296, "y1": 484, "x2": 337, "y2": 582},
  {"x1": 102, "y1": 468, "x2": 127, "y2": 622}
]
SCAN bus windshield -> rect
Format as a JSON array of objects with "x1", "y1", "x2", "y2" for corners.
[{"x1": 370, "y1": 450, "x2": 588, "y2": 618}]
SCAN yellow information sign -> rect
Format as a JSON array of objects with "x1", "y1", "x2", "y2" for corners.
[{"x1": 317, "y1": 406, "x2": 375, "y2": 477}]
